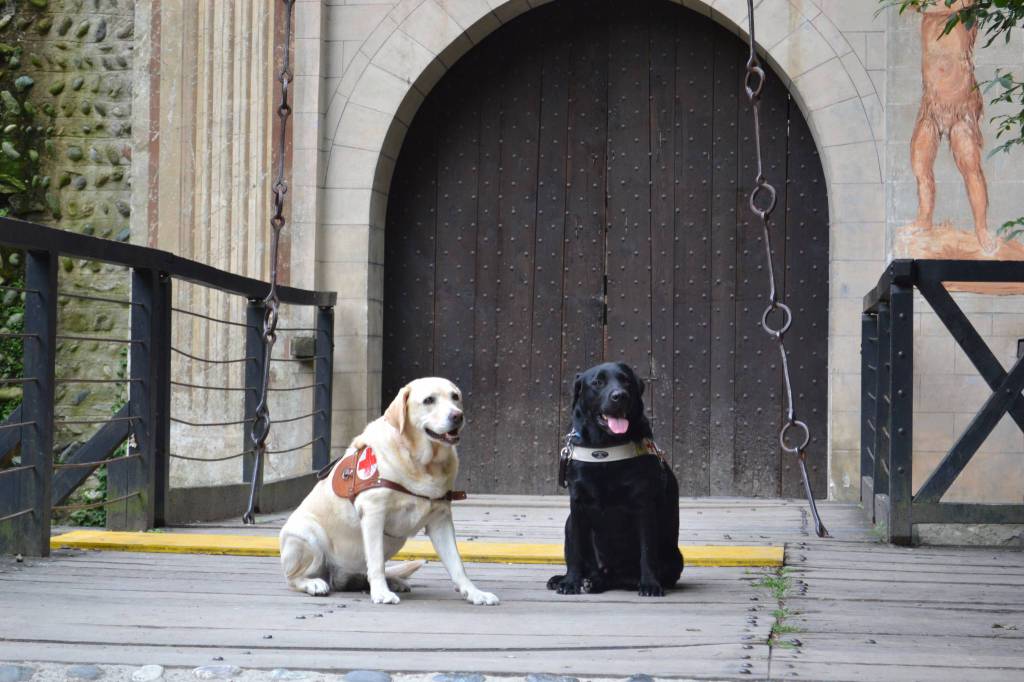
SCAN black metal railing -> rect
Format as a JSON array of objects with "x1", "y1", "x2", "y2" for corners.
[
  {"x1": 0, "y1": 217, "x2": 335, "y2": 556},
  {"x1": 862, "y1": 259, "x2": 1024, "y2": 545}
]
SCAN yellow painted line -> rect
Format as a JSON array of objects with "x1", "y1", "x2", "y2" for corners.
[{"x1": 51, "y1": 530, "x2": 783, "y2": 567}]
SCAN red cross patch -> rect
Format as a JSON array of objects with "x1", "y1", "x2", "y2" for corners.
[{"x1": 356, "y1": 447, "x2": 378, "y2": 481}]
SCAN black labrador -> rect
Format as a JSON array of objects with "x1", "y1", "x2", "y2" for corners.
[{"x1": 547, "y1": 362, "x2": 683, "y2": 596}]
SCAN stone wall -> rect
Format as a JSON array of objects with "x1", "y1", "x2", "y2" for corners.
[
  {"x1": 18, "y1": 0, "x2": 136, "y2": 456},
  {"x1": 884, "y1": 7, "x2": 1024, "y2": 502}
]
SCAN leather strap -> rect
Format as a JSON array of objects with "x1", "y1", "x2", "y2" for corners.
[{"x1": 328, "y1": 446, "x2": 465, "y2": 503}]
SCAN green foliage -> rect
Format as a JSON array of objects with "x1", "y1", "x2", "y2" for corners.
[
  {"x1": 0, "y1": 2, "x2": 51, "y2": 218},
  {"x1": 0, "y1": 248, "x2": 23, "y2": 420}
]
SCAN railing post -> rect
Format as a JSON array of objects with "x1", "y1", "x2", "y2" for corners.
[
  {"x1": 888, "y1": 280, "x2": 914, "y2": 545},
  {"x1": 860, "y1": 312, "x2": 878, "y2": 524},
  {"x1": 2, "y1": 250, "x2": 57, "y2": 556},
  {"x1": 108, "y1": 268, "x2": 162, "y2": 530},
  {"x1": 312, "y1": 305, "x2": 334, "y2": 471},
  {"x1": 153, "y1": 274, "x2": 172, "y2": 526},
  {"x1": 243, "y1": 300, "x2": 266, "y2": 503},
  {"x1": 873, "y1": 301, "x2": 891, "y2": 522}
]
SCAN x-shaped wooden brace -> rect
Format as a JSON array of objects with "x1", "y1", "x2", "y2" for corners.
[{"x1": 915, "y1": 280, "x2": 1024, "y2": 503}]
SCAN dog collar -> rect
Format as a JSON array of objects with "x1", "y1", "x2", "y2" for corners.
[{"x1": 570, "y1": 441, "x2": 651, "y2": 462}]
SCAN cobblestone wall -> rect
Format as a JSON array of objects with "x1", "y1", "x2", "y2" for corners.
[{"x1": 17, "y1": 0, "x2": 135, "y2": 455}]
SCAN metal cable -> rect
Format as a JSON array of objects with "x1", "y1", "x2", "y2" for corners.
[
  {"x1": 170, "y1": 450, "x2": 254, "y2": 462},
  {"x1": 54, "y1": 415, "x2": 140, "y2": 426},
  {"x1": 58, "y1": 291, "x2": 135, "y2": 306},
  {"x1": 245, "y1": 0, "x2": 296, "y2": 525},
  {"x1": 53, "y1": 492, "x2": 139, "y2": 513},
  {"x1": 0, "y1": 377, "x2": 35, "y2": 385},
  {"x1": 170, "y1": 415, "x2": 255, "y2": 427},
  {"x1": 0, "y1": 284, "x2": 32, "y2": 294},
  {"x1": 170, "y1": 346, "x2": 253, "y2": 365},
  {"x1": 170, "y1": 381, "x2": 250, "y2": 392},
  {"x1": 55, "y1": 378, "x2": 140, "y2": 384},
  {"x1": 56, "y1": 334, "x2": 141, "y2": 344},
  {"x1": 0, "y1": 333, "x2": 39, "y2": 339},
  {"x1": 267, "y1": 437, "x2": 320, "y2": 455},
  {"x1": 0, "y1": 508, "x2": 33, "y2": 523},
  {"x1": 53, "y1": 455, "x2": 141, "y2": 470},
  {"x1": 266, "y1": 383, "x2": 321, "y2": 392},
  {"x1": 171, "y1": 306, "x2": 255, "y2": 329},
  {"x1": 744, "y1": 0, "x2": 828, "y2": 538},
  {"x1": 0, "y1": 465, "x2": 34, "y2": 478},
  {"x1": 0, "y1": 420, "x2": 35, "y2": 432},
  {"x1": 275, "y1": 327, "x2": 317, "y2": 333}
]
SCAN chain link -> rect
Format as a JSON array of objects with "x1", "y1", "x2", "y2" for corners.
[
  {"x1": 744, "y1": 0, "x2": 829, "y2": 538},
  {"x1": 244, "y1": 0, "x2": 296, "y2": 525}
]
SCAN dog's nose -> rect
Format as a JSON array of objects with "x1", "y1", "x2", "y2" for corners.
[
  {"x1": 610, "y1": 390, "x2": 626, "y2": 403},
  {"x1": 450, "y1": 411, "x2": 464, "y2": 426}
]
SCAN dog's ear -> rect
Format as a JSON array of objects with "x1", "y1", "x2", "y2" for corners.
[
  {"x1": 572, "y1": 373, "x2": 583, "y2": 406},
  {"x1": 383, "y1": 384, "x2": 411, "y2": 434},
  {"x1": 619, "y1": 363, "x2": 645, "y2": 396}
]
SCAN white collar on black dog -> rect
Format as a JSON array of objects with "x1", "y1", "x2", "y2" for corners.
[{"x1": 570, "y1": 440, "x2": 657, "y2": 463}]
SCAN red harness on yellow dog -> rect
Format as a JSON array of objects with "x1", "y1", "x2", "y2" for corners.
[{"x1": 318, "y1": 446, "x2": 467, "y2": 503}]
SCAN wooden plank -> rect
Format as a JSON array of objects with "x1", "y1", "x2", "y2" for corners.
[
  {"x1": 492, "y1": 16, "x2": 542, "y2": 494},
  {"x1": 527, "y1": 5, "x2": 571, "y2": 492},
  {"x1": 781, "y1": 98, "x2": 830, "y2": 499},
  {"x1": 648, "y1": 0, "x2": 676, "y2": 463},
  {"x1": 559, "y1": 0, "x2": 608, "y2": 423},
  {"x1": 0, "y1": 405, "x2": 21, "y2": 465},
  {"x1": 433, "y1": 55, "x2": 479, "y2": 401},
  {"x1": 604, "y1": 0, "x2": 652, "y2": 373},
  {"x1": 50, "y1": 404, "x2": 130, "y2": 505},
  {"x1": 381, "y1": 95, "x2": 438, "y2": 403},
  {"x1": 672, "y1": 13, "x2": 715, "y2": 495},
  {"x1": 48, "y1": 530, "x2": 783, "y2": 567},
  {"x1": 707, "y1": 33, "x2": 740, "y2": 496},
  {"x1": 464, "y1": 33, "x2": 507, "y2": 494}
]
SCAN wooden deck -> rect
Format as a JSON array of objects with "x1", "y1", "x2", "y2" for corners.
[{"x1": 2, "y1": 496, "x2": 1023, "y2": 680}]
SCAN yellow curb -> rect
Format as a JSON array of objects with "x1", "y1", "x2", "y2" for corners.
[{"x1": 51, "y1": 530, "x2": 783, "y2": 567}]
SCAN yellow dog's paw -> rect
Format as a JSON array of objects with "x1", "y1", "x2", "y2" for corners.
[
  {"x1": 463, "y1": 588, "x2": 500, "y2": 606},
  {"x1": 370, "y1": 589, "x2": 401, "y2": 605},
  {"x1": 303, "y1": 579, "x2": 330, "y2": 597}
]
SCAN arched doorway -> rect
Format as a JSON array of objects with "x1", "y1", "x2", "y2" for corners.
[{"x1": 382, "y1": 0, "x2": 829, "y2": 497}]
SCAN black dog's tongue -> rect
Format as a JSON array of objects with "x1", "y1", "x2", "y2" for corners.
[{"x1": 604, "y1": 415, "x2": 629, "y2": 434}]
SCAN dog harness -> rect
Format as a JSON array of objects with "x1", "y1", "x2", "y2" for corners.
[
  {"x1": 558, "y1": 432, "x2": 667, "y2": 488},
  {"x1": 316, "y1": 446, "x2": 467, "y2": 503}
]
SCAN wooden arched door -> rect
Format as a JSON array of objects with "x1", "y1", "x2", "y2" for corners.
[{"x1": 382, "y1": 0, "x2": 829, "y2": 496}]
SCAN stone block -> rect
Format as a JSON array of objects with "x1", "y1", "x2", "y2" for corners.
[
  {"x1": 326, "y1": 4, "x2": 391, "y2": 43},
  {"x1": 793, "y1": 58, "x2": 859, "y2": 112},
  {"x1": 373, "y1": 29, "x2": 437, "y2": 85},
  {"x1": 769, "y1": 20, "x2": 835, "y2": 84},
  {"x1": 823, "y1": 141, "x2": 881, "y2": 184},
  {"x1": 333, "y1": 102, "x2": 391, "y2": 152},
  {"x1": 812, "y1": 12, "x2": 852, "y2": 58},
  {"x1": 831, "y1": 182, "x2": 885, "y2": 224},
  {"x1": 322, "y1": 188, "x2": 373, "y2": 226},
  {"x1": 819, "y1": 0, "x2": 884, "y2": 33},
  {"x1": 832, "y1": 222, "x2": 886, "y2": 262},
  {"x1": 829, "y1": 447, "x2": 860, "y2": 502},
  {"x1": 320, "y1": 224, "x2": 371, "y2": 263},
  {"x1": 350, "y1": 63, "x2": 412, "y2": 116},
  {"x1": 325, "y1": 145, "x2": 380, "y2": 190}
]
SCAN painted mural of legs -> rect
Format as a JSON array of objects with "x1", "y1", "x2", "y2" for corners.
[
  {"x1": 910, "y1": 112, "x2": 939, "y2": 230},
  {"x1": 949, "y1": 118, "x2": 995, "y2": 254}
]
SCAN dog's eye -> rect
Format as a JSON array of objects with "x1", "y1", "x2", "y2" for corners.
[
  {"x1": 423, "y1": 396, "x2": 436, "y2": 405},
  {"x1": 451, "y1": 393, "x2": 460, "y2": 401},
  {"x1": 592, "y1": 379, "x2": 604, "y2": 388}
]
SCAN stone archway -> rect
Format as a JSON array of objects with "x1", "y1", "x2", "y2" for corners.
[{"x1": 316, "y1": 0, "x2": 885, "y2": 499}]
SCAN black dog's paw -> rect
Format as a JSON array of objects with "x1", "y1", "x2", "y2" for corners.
[
  {"x1": 638, "y1": 580, "x2": 665, "y2": 597},
  {"x1": 546, "y1": 574, "x2": 565, "y2": 591},
  {"x1": 553, "y1": 576, "x2": 586, "y2": 595}
]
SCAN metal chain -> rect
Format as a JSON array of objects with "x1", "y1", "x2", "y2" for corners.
[
  {"x1": 744, "y1": 0, "x2": 829, "y2": 538},
  {"x1": 244, "y1": 0, "x2": 296, "y2": 524}
]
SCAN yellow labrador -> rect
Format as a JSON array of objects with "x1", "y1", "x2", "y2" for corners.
[{"x1": 279, "y1": 377, "x2": 499, "y2": 606}]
